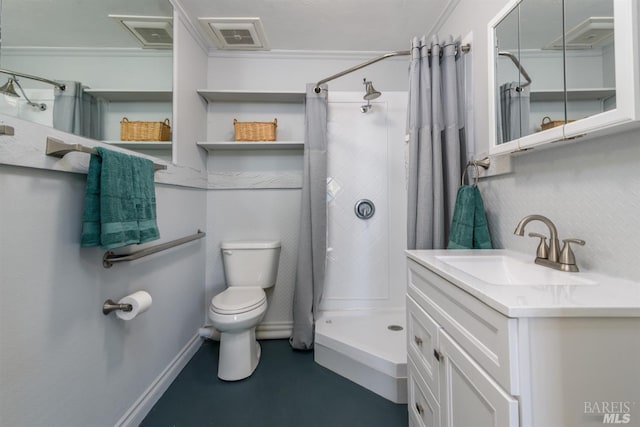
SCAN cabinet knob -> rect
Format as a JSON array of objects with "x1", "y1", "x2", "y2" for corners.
[
  {"x1": 433, "y1": 348, "x2": 442, "y2": 362},
  {"x1": 414, "y1": 336, "x2": 423, "y2": 346},
  {"x1": 415, "y1": 403, "x2": 424, "y2": 415}
]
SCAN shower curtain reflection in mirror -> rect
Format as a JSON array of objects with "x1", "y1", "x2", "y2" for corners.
[
  {"x1": 53, "y1": 81, "x2": 106, "y2": 140},
  {"x1": 497, "y1": 82, "x2": 530, "y2": 143}
]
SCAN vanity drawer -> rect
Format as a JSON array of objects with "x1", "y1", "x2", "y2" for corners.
[
  {"x1": 408, "y1": 356, "x2": 441, "y2": 427},
  {"x1": 407, "y1": 295, "x2": 441, "y2": 400},
  {"x1": 408, "y1": 259, "x2": 519, "y2": 395}
]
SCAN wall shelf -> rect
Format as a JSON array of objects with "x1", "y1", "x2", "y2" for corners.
[
  {"x1": 197, "y1": 141, "x2": 304, "y2": 151},
  {"x1": 531, "y1": 88, "x2": 616, "y2": 102},
  {"x1": 197, "y1": 90, "x2": 305, "y2": 103},
  {"x1": 85, "y1": 90, "x2": 172, "y2": 102}
]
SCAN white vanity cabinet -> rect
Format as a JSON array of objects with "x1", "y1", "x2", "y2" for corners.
[
  {"x1": 406, "y1": 254, "x2": 640, "y2": 427},
  {"x1": 407, "y1": 260, "x2": 519, "y2": 427}
]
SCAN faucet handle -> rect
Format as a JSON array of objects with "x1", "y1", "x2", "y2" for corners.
[
  {"x1": 560, "y1": 238, "x2": 586, "y2": 266},
  {"x1": 528, "y1": 232, "x2": 549, "y2": 259}
]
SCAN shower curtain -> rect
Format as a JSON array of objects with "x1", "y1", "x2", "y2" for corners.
[
  {"x1": 498, "y1": 82, "x2": 530, "y2": 143},
  {"x1": 53, "y1": 81, "x2": 105, "y2": 139},
  {"x1": 290, "y1": 83, "x2": 328, "y2": 350},
  {"x1": 407, "y1": 35, "x2": 468, "y2": 250}
]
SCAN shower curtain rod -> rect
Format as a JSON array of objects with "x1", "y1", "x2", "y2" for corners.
[
  {"x1": 0, "y1": 68, "x2": 66, "y2": 91},
  {"x1": 314, "y1": 43, "x2": 470, "y2": 93}
]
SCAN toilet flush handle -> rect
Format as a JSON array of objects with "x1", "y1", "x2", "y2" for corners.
[{"x1": 223, "y1": 250, "x2": 233, "y2": 256}]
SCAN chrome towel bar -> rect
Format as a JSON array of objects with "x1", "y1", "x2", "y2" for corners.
[
  {"x1": 45, "y1": 137, "x2": 168, "y2": 172},
  {"x1": 103, "y1": 230, "x2": 206, "y2": 268}
]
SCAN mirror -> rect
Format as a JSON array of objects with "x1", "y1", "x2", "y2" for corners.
[
  {"x1": 493, "y1": 0, "x2": 615, "y2": 145},
  {"x1": 0, "y1": 0, "x2": 174, "y2": 161}
]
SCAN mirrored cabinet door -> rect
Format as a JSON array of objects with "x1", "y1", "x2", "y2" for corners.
[
  {"x1": 518, "y1": 0, "x2": 565, "y2": 137},
  {"x1": 494, "y1": 4, "x2": 526, "y2": 146},
  {"x1": 564, "y1": 0, "x2": 616, "y2": 123},
  {"x1": 491, "y1": 0, "x2": 566, "y2": 152}
]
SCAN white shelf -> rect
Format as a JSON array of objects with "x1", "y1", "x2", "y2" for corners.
[
  {"x1": 86, "y1": 90, "x2": 172, "y2": 102},
  {"x1": 104, "y1": 141, "x2": 172, "y2": 149},
  {"x1": 197, "y1": 90, "x2": 305, "y2": 103},
  {"x1": 531, "y1": 88, "x2": 615, "y2": 102},
  {"x1": 197, "y1": 141, "x2": 304, "y2": 151}
]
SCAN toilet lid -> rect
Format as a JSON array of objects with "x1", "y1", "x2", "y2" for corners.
[{"x1": 211, "y1": 287, "x2": 266, "y2": 315}]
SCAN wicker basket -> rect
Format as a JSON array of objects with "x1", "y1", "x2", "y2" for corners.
[
  {"x1": 120, "y1": 117, "x2": 171, "y2": 141},
  {"x1": 233, "y1": 118, "x2": 277, "y2": 141},
  {"x1": 540, "y1": 116, "x2": 575, "y2": 131}
]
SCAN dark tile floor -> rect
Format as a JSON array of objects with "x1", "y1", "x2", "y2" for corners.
[{"x1": 141, "y1": 339, "x2": 408, "y2": 427}]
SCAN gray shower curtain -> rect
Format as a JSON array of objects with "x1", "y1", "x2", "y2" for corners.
[
  {"x1": 290, "y1": 83, "x2": 328, "y2": 350},
  {"x1": 53, "y1": 81, "x2": 105, "y2": 139},
  {"x1": 498, "y1": 82, "x2": 530, "y2": 143},
  {"x1": 407, "y1": 35, "x2": 467, "y2": 250}
]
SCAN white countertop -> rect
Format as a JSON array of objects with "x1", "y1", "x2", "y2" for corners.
[{"x1": 406, "y1": 249, "x2": 640, "y2": 317}]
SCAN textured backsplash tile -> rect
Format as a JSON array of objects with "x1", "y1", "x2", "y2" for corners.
[{"x1": 480, "y1": 130, "x2": 640, "y2": 282}]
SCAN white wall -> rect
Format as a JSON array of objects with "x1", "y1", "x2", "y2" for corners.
[
  {"x1": 0, "y1": 165, "x2": 207, "y2": 427},
  {"x1": 440, "y1": 0, "x2": 640, "y2": 282}
]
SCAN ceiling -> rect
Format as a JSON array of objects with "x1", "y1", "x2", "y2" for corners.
[{"x1": 1, "y1": 0, "x2": 452, "y2": 52}]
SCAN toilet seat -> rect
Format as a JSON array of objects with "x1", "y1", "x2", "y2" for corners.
[{"x1": 211, "y1": 287, "x2": 266, "y2": 315}]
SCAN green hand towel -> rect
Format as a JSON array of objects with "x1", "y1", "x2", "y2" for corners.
[
  {"x1": 80, "y1": 148, "x2": 159, "y2": 249},
  {"x1": 447, "y1": 185, "x2": 493, "y2": 250}
]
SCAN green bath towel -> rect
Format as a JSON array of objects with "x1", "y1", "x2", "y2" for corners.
[
  {"x1": 81, "y1": 147, "x2": 159, "y2": 249},
  {"x1": 447, "y1": 185, "x2": 493, "y2": 250}
]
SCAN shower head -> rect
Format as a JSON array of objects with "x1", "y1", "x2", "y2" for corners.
[
  {"x1": 0, "y1": 78, "x2": 20, "y2": 97},
  {"x1": 363, "y1": 79, "x2": 381, "y2": 101}
]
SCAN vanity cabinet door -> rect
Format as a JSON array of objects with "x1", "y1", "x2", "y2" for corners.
[
  {"x1": 407, "y1": 295, "x2": 441, "y2": 399},
  {"x1": 438, "y1": 331, "x2": 519, "y2": 427},
  {"x1": 408, "y1": 357, "x2": 441, "y2": 427}
]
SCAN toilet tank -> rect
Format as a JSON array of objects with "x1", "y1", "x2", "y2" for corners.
[{"x1": 221, "y1": 241, "x2": 281, "y2": 288}]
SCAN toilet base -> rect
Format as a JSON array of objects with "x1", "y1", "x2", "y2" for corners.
[{"x1": 217, "y1": 327, "x2": 261, "y2": 381}]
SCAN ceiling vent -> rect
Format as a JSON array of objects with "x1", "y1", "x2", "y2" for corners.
[
  {"x1": 544, "y1": 17, "x2": 614, "y2": 50},
  {"x1": 110, "y1": 15, "x2": 173, "y2": 49},
  {"x1": 199, "y1": 17, "x2": 270, "y2": 50}
]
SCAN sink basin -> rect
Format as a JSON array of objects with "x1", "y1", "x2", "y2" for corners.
[{"x1": 435, "y1": 254, "x2": 597, "y2": 286}]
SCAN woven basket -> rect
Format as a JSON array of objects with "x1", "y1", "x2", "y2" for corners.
[
  {"x1": 233, "y1": 118, "x2": 277, "y2": 141},
  {"x1": 540, "y1": 116, "x2": 575, "y2": 131},
  {"x1": 120, "y1": 118, "x2": 171, "y2": 141}
]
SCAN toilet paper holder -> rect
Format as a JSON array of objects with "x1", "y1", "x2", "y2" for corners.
[{"x1": 102, "y1": 299, "x2": 133, "y2": 315}]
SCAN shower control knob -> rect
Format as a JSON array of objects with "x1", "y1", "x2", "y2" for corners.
[{"x1": 354, "y1": 199, "x2": 375, "y2": 220}]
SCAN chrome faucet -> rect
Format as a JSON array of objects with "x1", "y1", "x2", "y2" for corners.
[{"x1": 514, "y1": 214, "x2": 585, "y2": 272}]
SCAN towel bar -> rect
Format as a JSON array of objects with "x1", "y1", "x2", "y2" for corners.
[
  {"x1": 103, "y1": 230, "x2": 206, "y2": 268},
  {"x1": 45, "y1": 137, "x2": 167, "y2": 172}
]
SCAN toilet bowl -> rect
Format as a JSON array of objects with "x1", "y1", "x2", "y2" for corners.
[{"x1": 208, "y1": 240, "x2": 281, "y2": 381}]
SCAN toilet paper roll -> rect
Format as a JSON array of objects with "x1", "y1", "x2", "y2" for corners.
[{"x1": 116, "y1": 290, "x2": 152, "y2": 321}]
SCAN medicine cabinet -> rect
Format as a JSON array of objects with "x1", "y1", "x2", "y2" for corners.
[{"x1": 488, "y1": 0, "x2": 639, "y2": 154}]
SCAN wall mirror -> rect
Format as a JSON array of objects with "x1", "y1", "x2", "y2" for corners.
[
  {"x1": 488, "y1": 0, "x2": 636, "y2": 153},
  {"x1": 0, "y1": 0, "x2": 174, "y2": 161}
]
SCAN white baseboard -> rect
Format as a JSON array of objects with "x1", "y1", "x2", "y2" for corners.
[{"x1": 115, "y1": 333, "x2": 202, "y2": 427}]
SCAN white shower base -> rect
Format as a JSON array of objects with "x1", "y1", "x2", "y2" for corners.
[{"x1": 314, "y1": 309, "x2": 407, "y2": 404}]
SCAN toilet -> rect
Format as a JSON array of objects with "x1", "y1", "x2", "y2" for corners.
[{"x1": 208, "y1": 240, "x2": 281, "y2": 381}]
